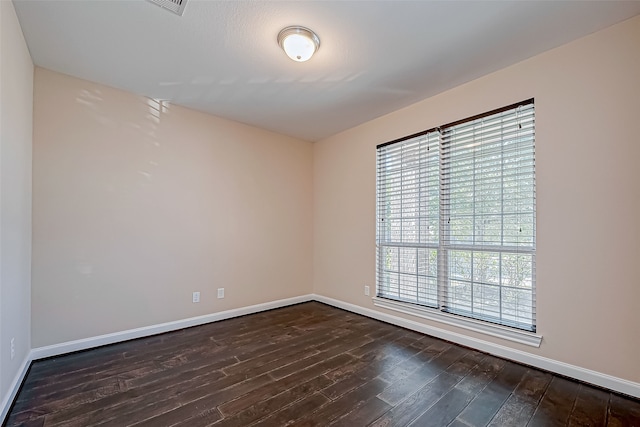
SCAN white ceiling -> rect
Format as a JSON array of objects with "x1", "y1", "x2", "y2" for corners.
[{"x1": 13, "y1": 0, "x2": 640, "y2": 142}]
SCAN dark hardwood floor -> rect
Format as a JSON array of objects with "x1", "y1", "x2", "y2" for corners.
[{"x1": 5, "y1": 302, "x2": 640, "y2": 426}]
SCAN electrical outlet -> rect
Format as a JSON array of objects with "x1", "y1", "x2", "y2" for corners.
[
  {"x1": 192, "y1": 291, "x2": 200, "y2": 303},
  {"x1": 217, "y1": 288, "x2": 225, "y2": 299},
  {"x1": 364, "y1": 285, "x2": 370, "y2": 296},
  {"x1": 10, "y1": 338, "x2": 15, "y2": 360}
]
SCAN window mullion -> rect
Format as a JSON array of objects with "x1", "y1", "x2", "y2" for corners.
[
  {"x1": 438, "y1": 128, "x2": 448, "y2": 311},
  {"x1": 500, "y1": 115, "x2": 505, "y2": 323}
]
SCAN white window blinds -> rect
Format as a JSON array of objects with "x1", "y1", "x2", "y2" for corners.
[
  {"x1": 376, "y1": 99, "x2": 536, "y2": 332},
  {"x1": 377, "y1": 131, "x2": 441, "y2": 307}
]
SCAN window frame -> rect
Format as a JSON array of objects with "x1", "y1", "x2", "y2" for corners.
[{"x1": 375, "y1": 99, "x2": 541, "y2": 347}]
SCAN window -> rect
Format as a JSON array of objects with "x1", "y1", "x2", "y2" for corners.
[{"x1": 376, "y1": 100, "x2": 536, "y2": 334}]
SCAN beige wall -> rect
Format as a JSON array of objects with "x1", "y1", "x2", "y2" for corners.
[
  {"x1": 314, "y1": 15, "x2": 640, "y2": 383},
  {"x1": 32, "y1": 68, "x2": 313, "y2": 347},
  {"x1": 0, "y1": 0, "x2": 33, "y2": 400}
]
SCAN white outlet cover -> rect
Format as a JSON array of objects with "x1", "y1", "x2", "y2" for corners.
[
  {"x1": 217, "y1": 288, "x2": 224, "y2": 298},
  {"x1": 192, "y1": 291, "x2": 200, "y2": 303},
  {"x1": 364, "y1": 285, "x2": 370, "y2": 296}
]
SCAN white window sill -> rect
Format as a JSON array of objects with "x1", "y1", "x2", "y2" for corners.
[{"x1": 372, "y1": 297, "x2": 542, "y2": 348}]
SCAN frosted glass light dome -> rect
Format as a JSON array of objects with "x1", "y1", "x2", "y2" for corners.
[{"x1": 277, "y1": 26, "x2": 320, "y2": 62}]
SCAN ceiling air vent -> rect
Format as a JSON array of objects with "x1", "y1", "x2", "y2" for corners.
[{"x1": 146, "y1": 0, "x2": 187, "y2": 16}]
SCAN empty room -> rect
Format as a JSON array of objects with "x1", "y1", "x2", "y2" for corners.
[{"x1": 1, "y1": 0, "x2": 639, "y2": 425}]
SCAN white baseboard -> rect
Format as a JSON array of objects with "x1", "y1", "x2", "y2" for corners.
[
  {"x1": 31, "y1": 294, "x2": 314, "y2": 360},
  {"x1": 0, "y1": 353, "x2": 31, "y2": 423},
  {"x1": 312, "y1": 294, "x2": 640, "y2": 399}
]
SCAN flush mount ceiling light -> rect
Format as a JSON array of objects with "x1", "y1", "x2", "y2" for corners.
[{"x1": 277, "y1": 26, "x2": 320, "y2": 62}]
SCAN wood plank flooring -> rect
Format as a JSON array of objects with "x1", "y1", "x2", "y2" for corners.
[{"x1": 4, "y1": 302, "x2": 640, "y2": 426}]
